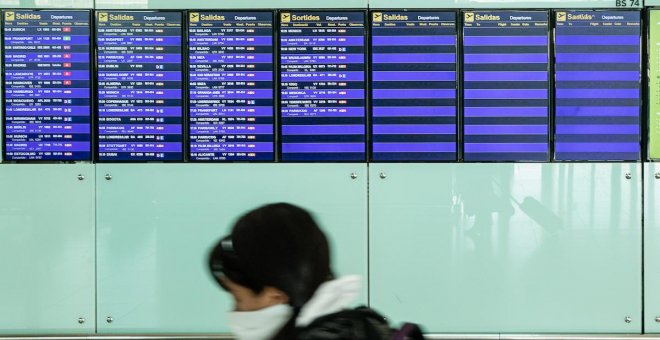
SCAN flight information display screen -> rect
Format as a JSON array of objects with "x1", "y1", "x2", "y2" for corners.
[
  {"x1": 462, "y1": 11, "x2": 549, "y2": 161},
  {"x1": 279, "y1": 11, "x2": 366, "y2": 161},
  {"x1": 96, "y1": 11, "x2": 183, "y2": 161},
  {"x1": 188, "y1": 12, "x2": 274, "y2": 161},
  {"x1": 554, "y1": 10, "x2": 640, "y2": 161},
  {"x1": 370, "y1": 11, "x2": 457, "y2": 161},
  {"x1": 3, "y1": 10, "x2": 92, "y2": 161}
]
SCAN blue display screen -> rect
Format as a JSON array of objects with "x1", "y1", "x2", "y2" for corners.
[
  {"x1": 462, "y1": 11, "x2": 549, "y2": 162},
  {"x1": 279, "y1": 11, "x2": 367, "y2": 161},
  {"x1": 370, "y1": 11, "x2": 457, "y2": 161},
  {"x1": 3, "y1": 10, "x2": 92, "y2": 161},
  {"x1": 554, "y1": 10, "x2": 641, "y2": 161},
  {"x1": 188, "y1": 11, "x2": 274, "y2": 161},
  {"x1": 96, "y1": 11, "x2": 183, "y2": 161}
]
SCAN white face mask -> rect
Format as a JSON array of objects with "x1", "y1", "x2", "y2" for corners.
[{"x1": 227, "y1": 304, "x2": 294, "y2": 340}]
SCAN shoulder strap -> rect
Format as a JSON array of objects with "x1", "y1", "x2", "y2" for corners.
[{"x1": 392, "y1": 322, "x2": 426, "y2": 340}]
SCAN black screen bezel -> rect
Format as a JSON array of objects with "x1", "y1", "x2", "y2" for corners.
[
  {"x1": 460, "y1": 8, "x2": 552, "y2": 163},
  {"x1": 368, "y1": 8, "x2": 460, "y2": 163},
  {"x1": 1, "y1": 8, "x2": 94, "y2": 163},
  {"x1": 185, "y1": 9, "x2": 277, "y2": 163},
  {"x1": 277, "y1": 9, "x2": 369, "y2": 163},
  {"x1": 552, "y1": 8, "x2": 643, "y2": 163},
  {"x1": 93, "y1": 9, "x2": 186, "y2": 163}
]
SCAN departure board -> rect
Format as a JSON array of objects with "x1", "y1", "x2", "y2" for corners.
[
  {"x1": 3, "y1": 10, "x2": 92, "y2": 161},
  {"x1": 96, "y1": 11, "x2": 183, "y2": 161},
  {"x1": 371, "y1": 11, "x2": 457, "y2": 161},
  {"x1": 555, "y1": 10, "x2": 640, "y2": 161},
  {"x1": 279, "y1": 11, "x2": 366, "y2": 161},
  {"x1": 188, "y1": 12, "x2": 274, "y2": 161},
  {"x1": 463, "y1": 11, "x2": 549, "y2": 161}
]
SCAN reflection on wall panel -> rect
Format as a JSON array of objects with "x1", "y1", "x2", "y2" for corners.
[{"x1": 370, "y1": 163, "x2": 641, "y2": 333}]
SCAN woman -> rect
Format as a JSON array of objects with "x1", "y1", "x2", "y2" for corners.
[{"x1": 208, "y1": 203, "x2": 396, "y2": 339}]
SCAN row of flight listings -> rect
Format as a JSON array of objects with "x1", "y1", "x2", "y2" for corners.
[{"x1": 3, "y1": 9, "x2": 642, "y2": 162}]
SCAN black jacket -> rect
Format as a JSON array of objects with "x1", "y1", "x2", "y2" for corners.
[{"x1": 273, "y1": 307, "x2": 423, "y2": 340}]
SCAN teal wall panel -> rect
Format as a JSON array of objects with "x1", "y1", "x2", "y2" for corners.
[
  {"x1": 369, "y1": 163, "x2": 642, "y2": 333},
  {"x1": 96, "y1": 163, "x2": 367, "y2": 333},
  {"x1": 370, "y1": 0, "x2": 640, "y2": 9},
  {"x1": 645, "y1": 163, "x2": 660, "y2": 333},
  {"x1": 95, "y1": 0, "x2": 367, "y2": 10},
  {"x1": 0, "y1": 164, "x2": 95, "y2": 334}
]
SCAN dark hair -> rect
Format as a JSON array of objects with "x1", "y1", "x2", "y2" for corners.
[{"x1": 208, "y1": 203, "x2": 333, "y2": 308}]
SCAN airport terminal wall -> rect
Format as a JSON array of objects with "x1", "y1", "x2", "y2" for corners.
[{"x1": 0, "y1": 0, "x2": 658, "y2": 337}]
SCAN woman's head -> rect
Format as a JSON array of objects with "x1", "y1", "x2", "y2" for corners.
[{"x1": 209, "y1": 203, "x2": 333, "y2": 311}]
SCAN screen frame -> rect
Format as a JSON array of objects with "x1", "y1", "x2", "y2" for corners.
[
  {"x1": 276, "y1": 9, "x2": 369, "y2": 163},
  {"x1": 368, "y1": 8, "x2": 460, "y2": 163},
  {"x1": 185, "y1": 9, "x2": 277, "y2": 163},
  {"x1": 460, "y1": 8, "x2": 552, "y2": 163},
  {"x1": 552, "y1": 8, "x2": 643, "y2": 163},
  {"x1": 93, "y1": 9, "x2": 187, "y2": 163},
  {"x1": 1, "y1": 8, "x2": 94, "y2": 163}
]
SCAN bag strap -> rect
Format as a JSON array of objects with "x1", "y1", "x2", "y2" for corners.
[{"x1": 392, "y1": 322, "x2": 425, "y2": 340}]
